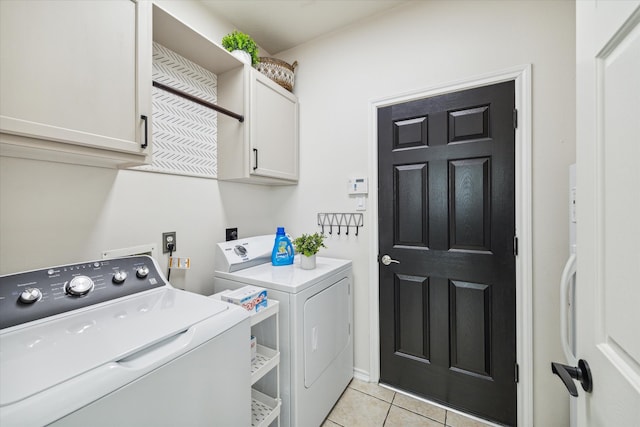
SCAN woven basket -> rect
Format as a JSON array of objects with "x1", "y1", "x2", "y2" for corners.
[{"x1": 256, "y1": 57, "x2": 298, "y2": 92}]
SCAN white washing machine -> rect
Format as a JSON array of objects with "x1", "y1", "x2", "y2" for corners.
[
  {"x1": 214, "y1": 235, "x2": 353, "y2": 427},
  {"x1": 0, "y1": 255, "x2": 250, "y2": 427}
]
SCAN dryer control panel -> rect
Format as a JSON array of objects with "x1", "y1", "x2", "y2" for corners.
[
  {"x1": 214, "y1": 234, "x2": 276, "y2": 273},
  {"x1": 0, "y1": 256, "x2": 167, "y2": 330}
]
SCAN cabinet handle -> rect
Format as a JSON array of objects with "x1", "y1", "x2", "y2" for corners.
[
  {"x1": 253, "y1": 148, "x2": 258, "y2": 170},
  {"x1": 140, "y1": 114, "x2": 148, "y2": 149}
]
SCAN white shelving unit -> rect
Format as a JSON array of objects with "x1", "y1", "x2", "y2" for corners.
[
  {"x1": 252, "y1": 389, "x2": 280, "y2": 427},
  {"x1": 250, "y1": 300, "x2": 281, "y2": 427},
  {"x1": 211, "y1": 294, "x2": 280, "y2": 426}
]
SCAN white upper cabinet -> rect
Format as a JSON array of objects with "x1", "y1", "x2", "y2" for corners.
[
  {"x1": 218, "y1": 67, "x2": 299, "y2": 185},
  {"x1": 0, "y1": 0, "x2": 152, "y2": 167},
  {"x1": 153, "y1": 4, "x2": 299, "y2": 185},
  {"x1": 249, "y1": 71, "x2": 299, "y2": 183}
]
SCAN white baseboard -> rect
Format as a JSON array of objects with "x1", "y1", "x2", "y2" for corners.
[{"x1": 352, "y1": 368, "x2": 370, "y2": 382}]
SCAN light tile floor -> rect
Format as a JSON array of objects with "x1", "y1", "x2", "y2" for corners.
[{"x1": 322, "y1": 379, "x2": 499, "y2": 427}]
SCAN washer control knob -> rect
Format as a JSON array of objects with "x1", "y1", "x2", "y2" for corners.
[
  {"x1": 66, "y1": 276, "x2": 94, "y2": 296},
  {"x1": 19, "y1": 288, "x2": 42, "y2": 304},
  {"x1": 112, "y1": 271, "x2": 127, "y2": 284},
  {"x1": 136, "y1": 266, "x2": 150, "y2": 279}
]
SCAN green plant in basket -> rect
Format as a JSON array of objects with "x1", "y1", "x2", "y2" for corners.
[
  {"x1": 292, "y1": 233, "x2": 327, "y2": 257},
  {"x1": 221, "y1": 30, "x2": 259, "y2": 66}
]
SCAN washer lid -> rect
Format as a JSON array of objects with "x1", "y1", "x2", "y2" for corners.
[
  {"x1": 214, "y1": 256, "x2": 352, "y2": 294},
  {"x1": 0, "y1": 288, "x2": 229, "y2": 406}
]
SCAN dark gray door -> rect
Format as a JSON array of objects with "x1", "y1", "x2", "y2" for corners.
[{"x1": 378, "y1": 81, "x2": 516, "y2": 426}]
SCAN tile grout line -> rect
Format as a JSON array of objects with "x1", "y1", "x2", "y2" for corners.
[
  {"x1": 347, "y1": 385, "x2": 395, "y2": 405},
  {"x1": 380, "y1": 384, "x2": 498, "y2": 427},
  {"x1": 350, "y1": 385, "x2": 448, "y2": 426},
  {"x1": 381, "y1": 391, "x2": 395, "y2": 426},
  {"x1": 336, "y1": 386, "x2": 395, "y2": 427},
  {"x1": 347, "y1": 381, "x2": 499, "y2": 427},
  {"x1": 392, "y1": 403, "x2": 448, "y2": 425},
  {"x1": 325, "y1": 385, "x2": 353, "y2": 426}
]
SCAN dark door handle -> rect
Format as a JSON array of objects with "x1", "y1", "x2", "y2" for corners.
[
  {"x1": 253, "y1": 148, "x2": 258, "y2": 170},
  {"x1": 551, "y1": 359, "x2": 593, "y2": 397}
]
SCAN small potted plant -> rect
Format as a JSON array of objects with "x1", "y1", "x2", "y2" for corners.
[
  {"x1": 221, "y1": 30, "x2": 259, "y2": 66},
  {"x1": 292, "y1": 232, "x2": 327, "y2": 270}
]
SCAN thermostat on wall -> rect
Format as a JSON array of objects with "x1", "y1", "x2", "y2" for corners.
[{"x1": 348, "y1": 177, "x2": 368, "y2": 195}]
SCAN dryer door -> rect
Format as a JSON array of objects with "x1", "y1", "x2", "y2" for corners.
[{"x1": 303, "y1": 277, "x2": 350, "y2": 387}]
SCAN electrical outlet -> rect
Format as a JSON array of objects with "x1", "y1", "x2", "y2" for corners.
[
  {"x1": 226, "y1": 227, "x2": 238, "y2": 241},
  {"x1": 162, "y1": 232, "x2": 177, "y2": 253}
]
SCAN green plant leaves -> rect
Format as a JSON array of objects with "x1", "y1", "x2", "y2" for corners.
[
  {"x1": 292, "y1": 233, "x2": 327, "y2": 257},
  {"x1": 221, "y1": 30, "x2": 260, "y2": 66}
]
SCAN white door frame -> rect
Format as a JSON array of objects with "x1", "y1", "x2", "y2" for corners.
[{"x1": 367, "y1": 64, "x2": 533, "y2": 426}]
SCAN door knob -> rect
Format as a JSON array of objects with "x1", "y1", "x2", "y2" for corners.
[
  {"x1": 551, "y1": 359, "x2": 593, "y2": 397},
  {"x1": 380, "y1": 255, "x2": 400, "y2": 266}
]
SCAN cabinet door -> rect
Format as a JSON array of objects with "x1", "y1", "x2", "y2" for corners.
[
  {"x1": 0, "y1": 0, "x2": 151, "y2": 162},
  {"x1": 250, "y1": 71, "x2": 298, "y2": 181}
]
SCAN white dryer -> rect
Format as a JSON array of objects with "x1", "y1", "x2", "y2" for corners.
[{"x1": 214, "y1": 235, "x2": 353, "y2": 427}]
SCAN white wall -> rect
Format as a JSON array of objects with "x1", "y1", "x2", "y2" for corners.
[
  {"x1": 273, "y1": 1, "x2": 575, "y2": 426},
  {"x1": 0, "y1": 157, "x2": 283, "y2": 294}
]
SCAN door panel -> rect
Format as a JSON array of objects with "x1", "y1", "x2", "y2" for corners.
[
  {"x1": 448, "y1": 105, "x2": 490, "y2": 143},
  {"x1": 395, "y1": 116, "x2": 428, "y2": 148},
  {"x1": 395, "y1": 274, "x2": 430, "y2": 360},
  {"x1": 378, "y1": 81, "x2": 516, "y2": 426},
  {"x1": 449, "y1": 158, "x2": 491, "y2": 251},
  {"x1": 395, "y1": 164, "x2": 429, "y2": 246},
  {"x1": 575, "y1": 2, "x2": 640, "y2": 425},
  {"x1": 250, "y1": 72, "x2": 299, "y2": 181},
  {"x1": 450, "y1": 280, "x2": 491, "y2": 378},
  {"x1": 303, "y1": 278, "x2": 350, "y2": 388}
]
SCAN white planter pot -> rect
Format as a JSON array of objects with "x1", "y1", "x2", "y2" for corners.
[
  {"x1": 231, "y1": 49, "x2": 251, "y2": 65},
  {"x1": 300, "y1": 254, "x2": 316, "y2": 270}
]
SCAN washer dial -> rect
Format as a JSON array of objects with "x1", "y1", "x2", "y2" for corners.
[
  {"x1": 136, "y1": 266, "x2": 150, "y2": 279},
  {"x1": 112, "y1": 271, "x2": 127, "y2": 284},
  {"x1": 66, "y1": 275, "x2": 94, "y2": 296},
  {"x1": 19, "y1": 288, "x2": 42, "y2": 304}
]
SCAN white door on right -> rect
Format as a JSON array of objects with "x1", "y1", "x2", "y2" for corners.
[{"x1": 576, "y1": 1, "x2": 640, "y2": 426}]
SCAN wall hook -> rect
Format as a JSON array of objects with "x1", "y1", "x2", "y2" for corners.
[{"x1": 317, "y1": 212, "x2": 363, "y2": 237}]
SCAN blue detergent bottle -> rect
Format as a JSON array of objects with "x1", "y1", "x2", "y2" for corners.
[{"x1": 271, "y1": 227, "x2": 294, "y2": 266}]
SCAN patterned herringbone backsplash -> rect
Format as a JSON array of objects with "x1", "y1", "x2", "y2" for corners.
[{"x1": 134, "y1": 42, "x2": 218, "y2": 178}]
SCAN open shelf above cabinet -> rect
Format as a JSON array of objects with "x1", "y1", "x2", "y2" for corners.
[{"x1": 152, "y1": 5, "x2": 242, "y2": 75}]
